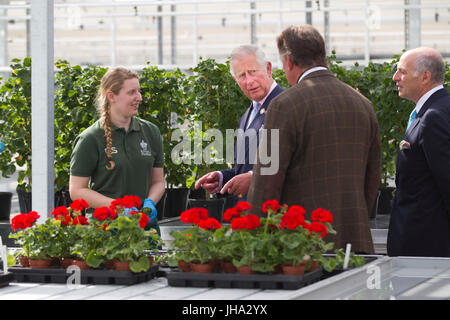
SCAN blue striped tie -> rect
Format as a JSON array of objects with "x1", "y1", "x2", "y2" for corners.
[
  {"x1": 407, "y1": 109, "x2": 417, "y2": 130},
  {"x1": 247, "y1": 102, "x2": 260, "y2": 128}
]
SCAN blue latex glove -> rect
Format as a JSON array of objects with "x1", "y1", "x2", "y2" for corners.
[
  {"x1": 0, "y1": 141, "x2": 4, "y2": 153},
  {"x1": 143, "y1": 198, "x2": 157, "y2": 222},
  {"x1": 123, "y1": 206, "x2": 138, "y2": 217}
]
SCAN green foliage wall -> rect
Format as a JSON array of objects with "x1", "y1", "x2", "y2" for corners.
[{"x1": 0, "y1": 54, "x2": 448, "y2": 192}]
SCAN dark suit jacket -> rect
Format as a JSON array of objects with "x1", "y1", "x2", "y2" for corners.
[
  {"x1": 221, "y1": 84, "x2": 284, "y2": 205},
  {"x1": 387, "y1": 88, "x2": 450, "y2": 257},
  {"x1": 247, "y1": 70, "x2": 381, "y2": 254}
]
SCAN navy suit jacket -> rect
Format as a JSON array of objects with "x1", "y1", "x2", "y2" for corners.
[
  {"x1": 387, "y1": 88, "x2": 450, "y2": 257},
  {"x1": 220, "y1": 84, "x2": 284, "y2": 204}
]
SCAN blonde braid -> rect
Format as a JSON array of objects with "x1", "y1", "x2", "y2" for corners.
[
  {"x1": 97, "y1": 67, "x2": 139, "y2": 171},
  {"x1": 102, "y1": 104, "x2": 115, "y2": 170}
]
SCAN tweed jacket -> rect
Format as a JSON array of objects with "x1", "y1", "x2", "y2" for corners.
[{"x1": 247, "y1": 70, "x2": 381, "y2": 254}]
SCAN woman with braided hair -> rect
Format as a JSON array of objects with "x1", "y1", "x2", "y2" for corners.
[{"x1": 69, "y1": 67, "x2": 165, "y2": 232}]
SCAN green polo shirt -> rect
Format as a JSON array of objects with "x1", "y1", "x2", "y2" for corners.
[{"x1": 70, "y1": 117, "x2": 164, "y2": 203}]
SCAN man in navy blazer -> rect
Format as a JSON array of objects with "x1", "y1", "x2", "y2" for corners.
[
  {"x1": 387, "y1": 47, "x2": 450, "y2": 257},
  {"x1": 194, "y1": 45, "x2": 283, "y2": 205}
]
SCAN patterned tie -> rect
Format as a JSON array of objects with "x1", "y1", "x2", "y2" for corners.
[
  {"x1": 406, "y1": 109, "x2": 417, "y2": 130},
  {"x1": 247, "y1": 102, "x2": 260, "y2": 129}
]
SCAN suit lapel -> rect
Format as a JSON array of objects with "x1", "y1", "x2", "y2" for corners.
[
  {"x1": 246, "y1": 84, "x2": 284, "y2": 130},
  {"x1": 405, "y1": 89, "x2": 448, "y2": 138},
  {"x1": 418, "y1": 88, "x2": 448, "y2": 117}
]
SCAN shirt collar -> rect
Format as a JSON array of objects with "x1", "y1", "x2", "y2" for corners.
[
  {"x1": 109, "y1": 116, "x2": 140, "y2": 132},
  {"x1": 297, "y1": 66, "x2": 328, "y2": 84},
  {"x1": 415, "y1": 84, "x2": 444, "y2": 114},
  {"x1": 253, "y1": 80, "x2": 278, "y2": 108}
]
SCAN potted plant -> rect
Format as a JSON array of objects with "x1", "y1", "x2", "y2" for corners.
[
  {"x1": 49, "y1": 204, "x2": 89, "y2": 268},
  {"x1": 167, "y1": 229, "x2": 195, "y2": 272},
  {"x1": 70, "y1": 216, "x2": 112, "y2": 270},
  {"x1": 9, "y1": 211, "x2": 62, "y2": 269},
  {"x1": 102, "y1": 213, "x2": 161, "y2": 272},
  {"x1": 94, "y1": 195, "x2": 163, "y2": 272},
  {"x1": 222, "y1": 201, "x2": 275, "y2": 274},
  {"x1": 275, "y1": 206, "x2": 336, "y2": 275},
  {"x1": 9, "y1": 211, "x2": 40, "y2": 267},
  {"x1": 169, "y1": 207, "x2": 221, "y2": 273}
]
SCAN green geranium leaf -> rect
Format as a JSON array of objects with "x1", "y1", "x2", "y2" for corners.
[
  {"x1": 129, "y1": 256, "x2": 150, "y2": 273},
  {"x1": 86, "y1": 249, "x2": 104, "y2": 268}
]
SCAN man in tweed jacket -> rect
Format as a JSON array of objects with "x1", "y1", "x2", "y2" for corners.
[{"x1": 247, "y1": 25, "x2": 381, "y2": 254}]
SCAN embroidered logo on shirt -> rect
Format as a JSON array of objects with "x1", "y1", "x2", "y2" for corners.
[
  {"x1": 140, "y1": 140, "x2": 152, "y2": 156},
  {"x1": 104, "y1": 147, "x2": 118, "y2": 154}
]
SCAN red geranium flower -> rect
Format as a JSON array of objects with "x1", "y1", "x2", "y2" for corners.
[
  {"x1": 235, "y1": 201, "x2": 252, "y2": 213},
  {"x1": 110, "y1": 198, "x2": 122, "y2": 209},
  {"x1": 26, "y1": 211, "x2": 40, "y2": 224},
  {"x1": 72, "y1": 215, "x2": 89, "y2": 226},
  {"x1": 231, "y1": 214, "x2": 260, "y2": 231},
  {"x1": 223, "y1": 207, "x2": 239, "y2": 222},
  {"x1": 70, "y1": 199, "x2": 89, "y2": 212},
  {"x1": 93, "y1": 207, "x2": 111, "y2": 221},
  {"x1": 280, "y1": 208, "x2": 306, "y2": 230},
  {"x1": 180, "y1": 207, "x2": 209, "y2": 225},
  {"x1": 138, "y1": 213, "x2": 151, "y2": 228},
  {"x1": 51, "y1": 206, "x2": 69, "y2": 217},
  {"x1": 109, "y1": 207, "x2": 118, "y2": 220},
  {"x1": 307, "y1": 221, "x2": 328, "y2": 238},
  {"x1": 11, "y1": 215, "x2": 27, "y2": 232},
  {"x1": 11, "y1": 211, "x2": 40, "y2": 232},
  {"x1": 121, "y1": 195, "x2": 141, "y2": 209},
  {"x1": 287, "y1": 205, "x2": 306, "y2": 216},
  {"x1": 311, "y1": 208, "x2": 333, "y2": 224},
  {"x1": 55, "y1": 214, "x2": 72, "y2": 226},
  {"x1": 197, "y1": 217, "x2": 221, "y2": 230},
  {"x1": 262, "y1": 199, "x2": 281, "y2": 213}
]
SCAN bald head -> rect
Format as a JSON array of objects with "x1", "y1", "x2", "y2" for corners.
[
  {"x1": 405, "y1": 47, "x2": 445, "y2": 85},
  {"x1": 393, "y1": 47, "x2": 445, "y2": 103}
]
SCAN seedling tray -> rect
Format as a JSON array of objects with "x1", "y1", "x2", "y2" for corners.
[
  {"x1": 320, "y1": 255, "x2": 380, "y2": 280},
  {"x1": 166, "y1": 268, "x2": 323, "y2": 290},
  {"x1": 0, "y1": 273, "x2": 14, "y2": 288},
  {"x1": 9, "y1": 265, "x2": 159, "y2": 286}
]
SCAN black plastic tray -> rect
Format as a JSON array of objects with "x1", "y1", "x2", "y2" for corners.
[
  {"x1": 165, "y1": 268, "x2": 323, "y2": 290},
  {"x1": 320, "y1": 255, "x2": 380, "y2": 280},
  {"x1": 9, "y1": 265, "x2": 160, "y2": 285},
  {"x1": 0, "y1": 272, "x2": 14, "y2": 288}
]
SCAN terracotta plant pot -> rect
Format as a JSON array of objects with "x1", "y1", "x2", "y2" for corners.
[
  {"x1": 309, "y1": 260, "x2": 320, "y2": 271},
  {"x1": 282, "y1": 262, "x2": 306, "y2": 276},
  {"x1": 29, "y1": 258, "x2": 52, "y2": 269},
  {"x1": 114, "y1": 260, "x2": 131, "y2": 271},
  {"x1": 60, "y1": 258, "x2": 74, "y2": 269},
  {"x1": 105, "y1": 259, "x2": 117, "y2": 270},
  {"x1": 177, "y1": 260, "x2": 191, "y2": 272},
  {"x1": 72, "y1": 259, "x2": 90, "y2": 270},
  {"x1": 221, "y1": 261, "x2": 237, "y2": 274},
  {"x1": 190, "y1": 262, "x2": 214, "y2": 273},
  {"x1": 148, "y1": 256, "x2": 154, "y2": 267},
  {"x1": 236, "y1": 265, "x2": 255, "y2": 275},
  {"x1": 273, "y1": 265, "x2": 283, "y2": 274},
  {"x1": 50, "y1": 256, "x2": 61, "y2": 267},
  {"x1": 18, "y1": 255, "x2": 30, "y2": 268},
  {"x1": 211, "y1": 259, "x2": 221, "y2": 272}
]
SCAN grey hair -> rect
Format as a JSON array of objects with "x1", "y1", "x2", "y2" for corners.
[
  {"x1": 229, "y1": 45, "x2": 268, "y2": 77},
  {"x1": 413, "y1": 52, "x2": 445, "y2": 84}
]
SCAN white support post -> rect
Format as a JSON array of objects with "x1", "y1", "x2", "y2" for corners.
[
  {"x1": 405, "y1": 0, "x2": 421, "y2": 49},
  {"x1": 31, "y1": 1, "x2": 54, "y2": 222}
]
